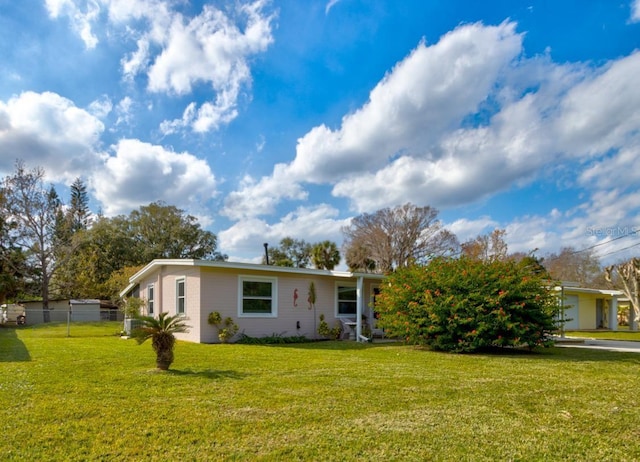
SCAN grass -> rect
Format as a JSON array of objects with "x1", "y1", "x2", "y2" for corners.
[
  {"x1": 2, "y1": 322, "x2": 640, "y2": 461},
  {"x1": 565, "y1": 330, "x2": 640, "y2": 342}
]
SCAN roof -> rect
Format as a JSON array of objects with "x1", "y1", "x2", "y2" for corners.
[
  {"x1": 120, "y1": 259, "x2": 385, "y2": 298},
  {"x1": 553, "y1": 285, "x2": 624, "y2": 297}
]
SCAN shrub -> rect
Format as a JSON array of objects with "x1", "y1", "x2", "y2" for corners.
[
  {"x1": 208, "y1": 311, "x2": 239, "y2": 343},
  {"x1": 317, "y1": 313, "x2": 342, "y2": 340},
  {"x1": 375, "y1": 257, "x2": 560, "y2": 353}
]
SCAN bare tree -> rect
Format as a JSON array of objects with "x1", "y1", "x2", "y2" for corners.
[
  {"x1": 544, "y1": 247, "x2": 602, "y2": 288},
  {"x1": 461, "y1": 229, "x2": 509, "y2": 262},
  {"x1": 605, "y1": 258, "x2": 640, "y2": 331},
  {"x1": 342, "y1": 203, "x2": 459, "y2": 273},
  {"x1": 1, "y1": 161, "x2": 69, "y2": 321}
]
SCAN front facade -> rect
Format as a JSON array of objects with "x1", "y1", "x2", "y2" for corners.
[
  {"x1": 555, "y1": 284, "x2": 623, "y2": 331},
  {"x1": 121, "y1": 259, "x2": 385, "y2": 343}
]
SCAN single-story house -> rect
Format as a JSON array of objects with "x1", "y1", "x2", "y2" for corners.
[
  {"x1": 120, "y1": 259, "x2": 386, "y2": 343},
  {"x1": 554, "y1": 283, "x2": 624, "y2": 331}
]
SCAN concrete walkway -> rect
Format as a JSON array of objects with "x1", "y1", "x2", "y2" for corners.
[{"x1": 555, "y1": 337, "x2": 640, "y2": 353}]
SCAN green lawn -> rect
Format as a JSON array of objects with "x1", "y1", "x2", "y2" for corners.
[
  {"x1": 564, "y1": 330, "x2": 640, "y2": 342},
  {"x1": 2, "y1": 322, "x2": 640, "y2": 461}
]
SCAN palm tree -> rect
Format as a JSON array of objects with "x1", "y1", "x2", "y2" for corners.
[
  {"x1": 132, "y1": 312, "x2": 190, "y2": 370},
  {"x1": 312, "y1": 240, "x2": 341, "y2": 270}
]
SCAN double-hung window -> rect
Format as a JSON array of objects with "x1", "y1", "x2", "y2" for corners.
[
  {"x1": 176, "y1": 278, "x2": 185, "y2": 315},
  {"x1": 239, "y1": 276, "x2": 277, "y2": 317},
  {"x1": 336, "y1": 283, "x2": 357, "y2": 317},
  {"x1": 147, "y1": 284, "x2": 155, "y2": 315}
]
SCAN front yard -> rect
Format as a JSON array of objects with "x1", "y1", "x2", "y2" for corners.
[{"x1": 1, "y1": 322, "x2": 640, "y2": 461}]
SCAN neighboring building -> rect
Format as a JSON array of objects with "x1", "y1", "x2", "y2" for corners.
[
  {"x1": 555, "y1": 283, "x2": 624, "y2": 331},
  {"x1": 120, "y1": 259, "x2": 385, "y2": 343},
  {"x1": 14, "y1": 299, "x2": 120, "y2": 325}
]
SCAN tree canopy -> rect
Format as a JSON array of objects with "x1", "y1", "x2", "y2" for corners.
[{"x1": 342, "y1": 203, "x2": 459, "y2": 273}]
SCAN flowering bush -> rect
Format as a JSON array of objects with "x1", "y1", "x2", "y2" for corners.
[{"x1": 375, "y1": 257, "x2": 560, "y2": 353}]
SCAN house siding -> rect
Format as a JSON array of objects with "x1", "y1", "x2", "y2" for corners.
[{"x1": 126, "y1": 259, "x2": 385, "y2": 344}]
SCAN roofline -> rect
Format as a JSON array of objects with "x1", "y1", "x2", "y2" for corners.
[
  {"x1": 553, "y1": 285, "x2": 624, "y2": 296},
  {"x1": 120, "y1": 259, "x2": 386, "y2": 298}
]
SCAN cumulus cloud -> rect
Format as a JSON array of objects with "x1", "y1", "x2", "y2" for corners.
[
  {"x1": 285, "y1": 21, "x2": 523, "y2": 183},
  {"x1": 221, "y1": 164, "x2": 308, "y2": 220},
  {"x1": 47, "y1": 0, "x2": 274, "y2": 133},
  {"x1": 0, "y1": 91, "x2": 104, "y2": 181},
  {"x1": 93, "y1": 139, "x2": 217, "y2": 216},
  {"x1": 218, "y1": 204, "x2": 350, "y2": 262},
  {"x1": 229, "y1": 20, "x2": 640, "y2": 221}
]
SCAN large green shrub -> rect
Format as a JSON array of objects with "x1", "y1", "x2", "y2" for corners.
[{"x1": 375, "y1": 257, "x2": 560, "y2": 352}]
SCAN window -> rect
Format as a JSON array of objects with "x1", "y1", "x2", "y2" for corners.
[
  {"x1": 336, "y1": 283, "x2": 357, "y2": 317},
  {"x1": 147, "y1": 284, "x2": 155, "y2": 315},
  {"x1": 176, "y1": 278, "x2": 185, "y2": 315},
  {"x1": 239, "y1": 276, "x2": 277, "y2": 317}
]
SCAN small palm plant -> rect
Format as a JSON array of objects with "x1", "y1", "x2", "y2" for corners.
[{"x1": 132, "y1": 312, "x2": 190, "y2": 370}]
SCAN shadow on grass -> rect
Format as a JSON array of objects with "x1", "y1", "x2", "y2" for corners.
[
  {"x1": 0, "y1": 326, "x2": 31, "y2": 362},
  {"x1": 167, "y1": 368, "x2": 249, "y2": 380}
]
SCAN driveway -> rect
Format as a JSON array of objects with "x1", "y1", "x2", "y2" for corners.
[{"x1": 555, "y1": 337, "x2": 640, "y2": 353}]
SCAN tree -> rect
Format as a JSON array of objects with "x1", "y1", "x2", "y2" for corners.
[
  {"x1": 605, "y1": 258, "x2": 640, "y2": 331},
  {"x1": 67, "y1": 177, "x2": 91, "y2": 233},
  {"x1": 264, "y1": 237, "x2": 312, "y2": 268},
  {"x1": 544, "y1": 247, "x2": 602, "y2": 288},
  {"x1": 130, "y1": 201, "x2": 226, "y2": 261},
  {"x1": 132, "y1": 311, "x2": 190, "y2": 370},
  {"x1": 1, "y1": 162, "x2": 70, "y2": 321},
  {"x1": 375, "y1": 257, "x2": 559, "y2": 352},
  {"x1": 0, "y1": 189, "x2": 28, "y2": 303},
  {"x1": 311, "y1": 240, "x2": 341, "y2": 270},
  {"x1": 461, "y1": 229, "x2": 509, "y2": 262},
  {"x1": 52, "y1": 215, "x2": 141, "y2": 300},
  {"x1": 342, "y1": 203, "x2": 459, "y2": 273}
]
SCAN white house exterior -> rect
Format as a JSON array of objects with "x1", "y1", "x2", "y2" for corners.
[{"x1": 120, "y1": 259, "x2": 385, "y2": 343}]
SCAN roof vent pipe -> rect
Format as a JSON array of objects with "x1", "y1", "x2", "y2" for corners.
[{"x1": 263, "y1": 243, "x2": 269, "y2": 265}]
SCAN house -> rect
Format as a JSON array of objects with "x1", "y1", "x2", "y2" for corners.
[
  {"x1": 120, "y1": 259, "x2": 385, "y2": 343},
  {"x1": 555, "y1": 283, "x2": 624, "y2": 331}
]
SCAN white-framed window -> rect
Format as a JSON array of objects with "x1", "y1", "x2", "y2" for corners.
[
  {"x1": 176, "y1": 278, "x2": 185, "y2": 315},
  {"x1": 147, "y1": 284, "x2": 155, "y2": 315},
  {"x1": 238, "y1": 276, "x2": 277, "y2": 317},
  {"x1": 336, "y1": 283, "x2": 357, "y2": 317}
]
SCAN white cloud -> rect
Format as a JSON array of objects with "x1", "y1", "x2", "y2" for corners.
[
  {"x1": 219, "y1": 204, "x2": 350, "y2": 262},
  {"x1": 47, "y1": 0, "x2": 275, "y2": 133},
  {"x1": 325, "y1": 0, "x2": 342, "y2": 15},
  {"x1": 446, "y1": 216, "x2": 499, "y2": 244},
  {"x1": 286, "y1": 21, "x2": 523, "y2": 184},
  {"x1": 221, "y1": 164, "x2": 308, "y2": 220},
  {"x1": 88, "y1": 95, "x2": 113, "y2": 119},
  {"x1": 631, "y1": 0, "x2": 640, "y2": 22},
  {"x1": 45, "y1": 0, "x2": 101, "y2": 48},
  {"x1": 93, "y1": 139, "x2": 217, "y2": 216},
  {"x1": 0, "y1": 91, "x2": 104, "y2": 181}
]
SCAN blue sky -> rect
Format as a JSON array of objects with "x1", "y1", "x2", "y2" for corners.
[{"x1": 1, "y1": 0, "x2": 640, "y2": 265}]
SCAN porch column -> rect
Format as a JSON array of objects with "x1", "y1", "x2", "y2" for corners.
[
  {"x1": 356, "y1": 276, "x2": 364, "y2": 342},
  {"x1": 609, "y1": 297, "x2": 618, "y2": 331}
]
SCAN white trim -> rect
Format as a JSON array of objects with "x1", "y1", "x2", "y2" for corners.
[
  {"x1": 121, "y1": 259, "x2": 385, "y2": 298},
  {"x1": 335, "y1": 282, "x2": 357, "y2": 318},
  {"x1": 147, "y1": 283, "x2": 155, "y2": 315},
  {"x1": 238, "y1": 275, "x2": 278, "y2": 318},
  {"x1": 176, "y1": 277, "x2": 186, "y2": 315}
]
